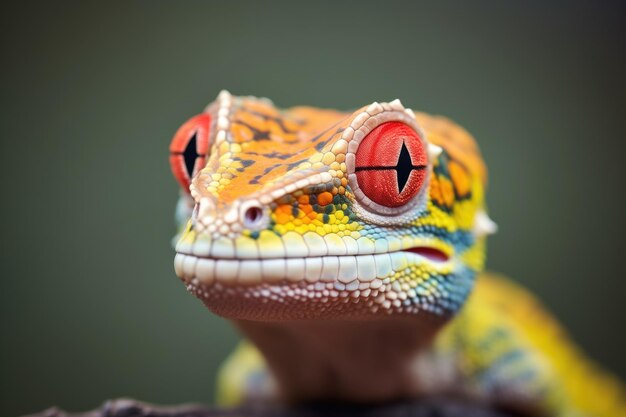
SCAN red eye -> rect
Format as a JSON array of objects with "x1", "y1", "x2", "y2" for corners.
[
  {"x1": 169, "y1": 114, "x2": 212, "y2": 191},
  {"x1": 355, "y1": 122, "x2": 427, "y2": 208}
]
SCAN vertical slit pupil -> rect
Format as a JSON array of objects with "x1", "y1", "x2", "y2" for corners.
[
  {"x1": 183, "y1": 132, "x2": 199, "y2": 177},
  {"x1": 396, "y1": 141, "x2": 413, "y2": 193}
]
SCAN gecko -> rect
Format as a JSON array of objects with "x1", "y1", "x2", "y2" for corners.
[{"x1": 169, "y1": 91, "x2": 626, "y2": 417}]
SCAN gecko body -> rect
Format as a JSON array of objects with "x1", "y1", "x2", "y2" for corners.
[{"x1": 170, "y1": 92, "x2": 625, "y2": 417}]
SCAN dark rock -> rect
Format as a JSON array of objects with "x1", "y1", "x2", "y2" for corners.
[{"x1": 23, "y1": 398, "x2": 517, "y2": 417}]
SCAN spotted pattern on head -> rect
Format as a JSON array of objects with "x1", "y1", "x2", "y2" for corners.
[{"x1": 171, "y1": 92, "x2": 492, "y2": 320}]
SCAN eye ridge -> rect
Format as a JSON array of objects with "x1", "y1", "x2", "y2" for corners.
[{"x1": 355, "y1": 141, "x2": 427, "y2": 193}]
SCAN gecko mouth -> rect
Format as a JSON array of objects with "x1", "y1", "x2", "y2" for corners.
[
  {"x1": 406, "y1": 247, "x2": 450, "y2": 263},
  {"x1": 174, "y1": 246, "x2": 450, "y2": 288}
]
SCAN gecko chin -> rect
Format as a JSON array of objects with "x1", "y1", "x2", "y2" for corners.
[{"x1": 173, "y1": 246, "x2": 464, "y2": 321}]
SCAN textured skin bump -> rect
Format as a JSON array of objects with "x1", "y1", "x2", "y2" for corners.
[{"x1": 170, "y1": 94, "x2": 626, "y2": 416}]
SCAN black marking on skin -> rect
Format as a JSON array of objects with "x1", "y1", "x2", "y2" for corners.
[
  {"x1": 315, "y1": 138, "x2": 332, "y2": 151},
  {"x1": 447, "y1": 156, "x2": 474, "y2": 201},
  {"x1": 313, "y1": 126, "x2": 345, "y2": 151},
  {"x1": 432, "y1": 153, "x2": 453, "y2": 212},
  {"x1": 230, "y1": 158, "x2": 256, "y2": 172},
  {"x1": 262, "y1": 151, "x2": 297, "y2": 160},
  {"x1": 249, "y1": 165, "x2": 281, "y2": 185},
  {"x1": 285, "y1": 159, "x2": 309, "y2": 171},
  {"x1": 432, "y1": 150, "x2": 473, "y2": 208},
  {"x1": 262, "y1": 165, "x2": 279, "y2": 175},
  {"x1": 241, "y1": 108, "x2": 305, "y2": 134},
  {"x1": 307, "y1": 121, "x2": 346, "y2": 148},
  {"x1": 312, "y1": 184, "x2": 326, "y2": 194},
  {"x1": 232, "y1": 120, "x2": 272, "y2": 141},
  {"x1": 433, "y1": 151, "x2": 451, "y2": 180},
  {"x1": 240, "y1": 159, "x2": 256, "y2": 168},
  {"x1": 246, "y1": 158, "x2": 309, "y2": 185}
]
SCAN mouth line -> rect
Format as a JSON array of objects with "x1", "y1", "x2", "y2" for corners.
[
  {"x1": 404, "y1": 246, "x2": 450, "y2": 263},
  {"x1": 174, "y1": 246, "x2": 451, "y2": 288}
]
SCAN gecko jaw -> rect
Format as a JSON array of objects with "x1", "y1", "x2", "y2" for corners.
[
  {"x1": 174, "y1": 248, "x2": 451, "y2": 288},
  {"x1": 174, "y1": 248, "x2": 456, "y2": 320}
]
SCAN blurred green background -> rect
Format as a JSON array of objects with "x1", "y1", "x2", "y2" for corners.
[{"x1": 1, "y1": 1, "x2": 625, "y2": 415}]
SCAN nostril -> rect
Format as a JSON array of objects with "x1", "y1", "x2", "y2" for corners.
[{"x1": 243, "y1": 205, "x2": 264, "y2": 229}]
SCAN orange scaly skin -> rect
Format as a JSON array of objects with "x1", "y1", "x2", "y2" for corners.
[{"x1": 170, "y1": 92, "x2": 626, "y2": 416}]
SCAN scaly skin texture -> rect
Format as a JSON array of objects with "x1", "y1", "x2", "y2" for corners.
[{"x1": 170, "y1": 92, "x2": 625, "y2": 417}]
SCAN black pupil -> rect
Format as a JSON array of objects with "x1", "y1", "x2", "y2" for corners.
[
  {"x1": 183, "y1": 132, "x2": 200, "y2": 177},
  {"x1": 396, "y1": 141, "x2": 413, "y2": 193}
]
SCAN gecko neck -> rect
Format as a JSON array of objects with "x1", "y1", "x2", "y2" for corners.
[{"x1": 234, "y1": 316, "x2": 448, "y2": 404}]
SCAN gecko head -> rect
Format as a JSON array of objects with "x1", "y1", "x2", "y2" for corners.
[{"x1": 170, "y1": 91, "x2": 495, "y2": 321}]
